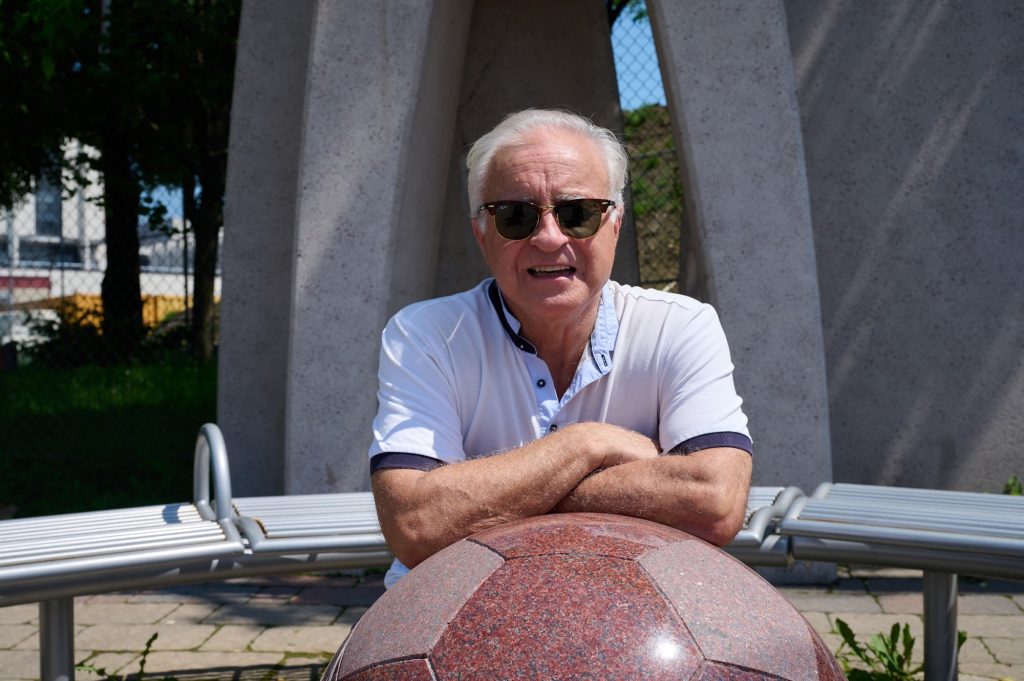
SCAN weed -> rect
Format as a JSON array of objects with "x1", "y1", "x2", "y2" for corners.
[
  {"x1": 1004, "y1": 474, "x2": 1022, "y2": 496},
  {"x1": 833, "y1": 618, "x2": 966, "y2": 681}
]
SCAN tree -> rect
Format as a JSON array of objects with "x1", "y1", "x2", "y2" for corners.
[
  {"x1": 135, "y1": 0, "x2": 239, "y2": 362},
  {"x1": 0, "y1": 0, "x2": 94, "y2": 211},
  {"x1": 0, "y1": 0, "x2": 239, "y2": 361},
  {"x1": 606, "y1": 0, "x2": 647, "y2": 28}
]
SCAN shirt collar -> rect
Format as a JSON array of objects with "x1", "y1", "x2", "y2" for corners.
[
  {"x1": 487, "y1": 279, "x2": 618, "y2": 375},
  {"x1": 487, "y1": 279, "x2": 536, "y2": 353},
  {"x1": 589, "y1": 283, "x2": 617, "y2": 375}
]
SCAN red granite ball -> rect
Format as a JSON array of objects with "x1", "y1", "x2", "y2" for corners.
[{"x1": 322, "y1": 513, "x2": 845, "y2": 680}]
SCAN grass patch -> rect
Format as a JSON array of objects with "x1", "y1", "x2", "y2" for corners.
[{"x1": 0, "y1": 359, "x2": 216, "y2": 518}]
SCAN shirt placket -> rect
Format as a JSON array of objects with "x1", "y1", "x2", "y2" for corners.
[
  {"x1": 494, "y1": 281, "x2": 619, "y2": 439},
  {"x1": 520, "y1": 352, "x2": 560, "y2": 436}
]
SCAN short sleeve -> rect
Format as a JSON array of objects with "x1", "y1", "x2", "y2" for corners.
[
  {"x1": 657, "y1": 304, "x2": 750, "y2": 452},
  {"x1": 368, "y1": 310, "x2": 467, "y2": 464}
]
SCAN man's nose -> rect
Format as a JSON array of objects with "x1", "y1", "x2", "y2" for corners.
[{"x1": 529, "y1": 209, "x2": 569, "y2": 250}]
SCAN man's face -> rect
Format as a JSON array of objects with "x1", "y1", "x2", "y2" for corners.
[{"x1": 472, "y1": 128, "x2": 621, "y2": 332}]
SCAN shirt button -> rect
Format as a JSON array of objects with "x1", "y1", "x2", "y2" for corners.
[
  {"x1": 536, "y1": 379, "x2": 546, "y2": 388},
  {"x1": 549, "y1": 424, "x2": 558, "y2": 432}
]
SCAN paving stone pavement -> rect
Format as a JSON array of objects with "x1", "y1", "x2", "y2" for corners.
[{"x1": 0, "y1": 566, "x2": 1020, "y2": 680}]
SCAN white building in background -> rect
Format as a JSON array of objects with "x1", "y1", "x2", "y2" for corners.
[{"x1": 1, "y1": 144, "x2": 220, "y2": 311}]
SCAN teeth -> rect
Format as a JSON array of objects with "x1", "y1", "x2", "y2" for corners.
[{"x1": 532, "y1": 265, "x2": 572, "y2": 273}]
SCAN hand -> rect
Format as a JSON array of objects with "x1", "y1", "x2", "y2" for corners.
[
  {"x1": 561, "y1": 422, "x2": 660, "y2": 468},
  {"x1": 553, "y1": 446, "x2": 752, "y2": 545}
]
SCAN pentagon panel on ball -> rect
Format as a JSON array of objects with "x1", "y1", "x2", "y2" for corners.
[{"x1": 321, "y1": 513, "x2": 845, "y2": 681}]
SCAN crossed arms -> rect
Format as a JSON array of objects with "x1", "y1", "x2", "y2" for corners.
[{"x1": 371, "y1": 422, "x2": 752, "y2": 569}]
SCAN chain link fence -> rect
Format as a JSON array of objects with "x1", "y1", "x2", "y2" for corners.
[
  {"x1": 1, "y1": 186, "x2": 209, "y2": 355},
  {"x1": 2, "y1": 4, "x2": 679, "y2": 518},
  {"x1": 0, "y1": 174, "x2": 219, "y2": 519},
  {"x1": 611, "y1": 6, "x2": 689, "y2": 294}
]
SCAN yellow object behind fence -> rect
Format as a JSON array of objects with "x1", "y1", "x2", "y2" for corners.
[{"x1": 28, "y1": 294, "x2": 207, "y2": 329}]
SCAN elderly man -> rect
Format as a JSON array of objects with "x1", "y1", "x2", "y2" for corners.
[{"x1": 369, "y1": 109, "x2": 752, "y2": 587}]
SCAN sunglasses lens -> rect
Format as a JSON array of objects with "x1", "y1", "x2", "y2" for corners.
[
  {"x1": 484, "y1": 199, "x2": 612, "y2": 240},
  {"x1": 555, "y1": 199, "x2": 605, "y2": 238},
  {"x1": 492, "y1": 202, "x2": 539, "y2": 240}
]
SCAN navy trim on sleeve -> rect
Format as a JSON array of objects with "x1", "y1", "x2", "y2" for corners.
[
  {"x1": 669, "y1": 432, "x2": 752, "y2": 456},
  {"x1": 370, "y1": 452, "x2": 446, "y2": 474}
]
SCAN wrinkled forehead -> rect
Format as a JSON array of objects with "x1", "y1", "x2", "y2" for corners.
[{"x1": 485, "y1": 128, "x2": 610, "y2": 199}]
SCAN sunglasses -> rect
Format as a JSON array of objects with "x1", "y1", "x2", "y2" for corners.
[{"x1": 477, "y1": 198, "x2": 616, "y2": 241}]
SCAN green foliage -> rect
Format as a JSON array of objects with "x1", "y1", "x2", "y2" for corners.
[
  {"x1": 17, "y1": 303, "x2": 198, "y2": 368},
  {"x1": 623, "y1": 104, "x2": 682, "y2": 216},
  {"x1": 607, "y1": 0, "x2": 648, "y2": 27},
  {"x1": 833, "y1": 618, "x2": 967, "y2": 681},
  {"x1": 77, "y1": 632, "x2": 177, "y2": 680},
  {"x1": 20, "y1": 307, "x2": 106, "y2": 368},
  {"x1": 622, "y1": 103, "x2": 686, "y2": 288},
  {"x1": 0, "y1": 358, "x2": 216, "y2": 517},
  {"x1": 0, "y1": 0, "x2": 239, "y2": 196},
  {"x1": 1, "y1": 0, "x2": 240, "y2": 360},
  {"x1": 1003, "y1": 474, "x2": 1022, "y2": 496},
  {"x1": 0, "y1": 0, "x2": 96, "y2": 207}
]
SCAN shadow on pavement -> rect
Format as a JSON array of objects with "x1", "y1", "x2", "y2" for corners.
[{"x1": 125, "y1": 662, "x2": 326, "y2": 681}]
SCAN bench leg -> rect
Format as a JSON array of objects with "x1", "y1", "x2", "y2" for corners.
[
  {"x1": 39, "y1": 598, "x2": 75, "y2": 681},
  {"x1": 923, "y1": 571, "x2": 958, "y2": 681}
]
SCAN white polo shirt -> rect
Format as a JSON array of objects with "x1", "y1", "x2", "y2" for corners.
[{"x1": 369, "y1": 278, "x2": 750, "y2": 585}]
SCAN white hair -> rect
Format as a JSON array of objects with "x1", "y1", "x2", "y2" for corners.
[{"x1": 465, "y1": 109, "x2": 628, "y2": 223}]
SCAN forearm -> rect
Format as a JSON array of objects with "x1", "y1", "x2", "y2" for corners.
[
  {"x1": 372, "y1": 425, "x2": 625, "y2": 567},
  {"x1": 553, "y1": 447, "x2": 752, "y2": 545}
]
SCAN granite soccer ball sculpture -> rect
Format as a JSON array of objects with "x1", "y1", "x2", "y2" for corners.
[{"x1": 322, "y1": 513, "x2": 845, "y2": 680}]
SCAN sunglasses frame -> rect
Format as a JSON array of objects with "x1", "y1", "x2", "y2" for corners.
[{"x1": 477, "y1": 198, "x2": 616, "y2": 241}]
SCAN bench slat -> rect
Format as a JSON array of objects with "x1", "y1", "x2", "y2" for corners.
[
  {"x1": 0, "y1": 503, "x2": 202, "y2": 529},
  {"x1": 795, "y1": 503, "x2": 1023, "y2": 537},
  {"x1": 822, "y1": 482, "x2": 1021, "y2": 505},
  {"x1": 0, "y1": 530, "x2": 236, "y2": 568},
  {"x1": 1, "y1": 518, "x2": 222, "y2": 545},
  {"x1": 780, "y1": 483, "x2": 1024, "y2": 577},
  {"x1": 1, "y1": 526, "x2": 230, "y2": 565}
]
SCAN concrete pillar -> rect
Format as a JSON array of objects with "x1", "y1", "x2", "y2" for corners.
[
  {"x1": 220, "y1": 1, "x2": 645, "y2": 494},
  {"x1": 647, "y1": 0, "x2": 833, "y2": 492},
  {"x1": 434, "y1": 0, "x2": 638, "y2": 297},
  {"x1": 785, "y1": 1, "x2": 1024, "y2": 492},
  {"x1": 219, "y1": 0, "x2": 316, "y2": 495},
  {"x1": 285, "y1": 1, "x2": 472, "y2": 494},
  {"x1": 221, "y1": 1, "x2": 473, "y2": 494}
]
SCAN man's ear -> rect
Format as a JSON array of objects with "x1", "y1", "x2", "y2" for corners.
[
  {"x1": 471, "y1": 217, "x2": 486, "y2": 252},
  {"x1": 611, "y1": 207, "x2": 623, "y2": 241}
]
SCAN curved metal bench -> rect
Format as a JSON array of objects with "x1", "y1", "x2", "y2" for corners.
[
  {"x1": 229, "y1": 492, "x2": 393, "y2": 576},
  {"x1": 724, "y1": 485, "x2": 804, "y2": 566},
  {"x1": 0, "y1": 424, "x2": 244, "y2": 680},
  {"x1": 779, "y1": 482, "x2": 1024, "y2": 681},
  {"x1": 14, "y1": 424, "x2": 944, "y2": 681}
]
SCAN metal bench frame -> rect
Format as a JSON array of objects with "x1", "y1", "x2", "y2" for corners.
[
  {"x1": 1, "y1": 425, "x2": 247, "y2": 681},
  {"x1": 778, "y1": 482, "x2": 1024, "y2": 681},
  {"x1": 5, "y1": 425, "x2": 1022, "y2": 681},
  {"x1": 0, "y1": 424, "x2": 796, "y2": 681},
  {"x1": 724, "y1": 485, "x2": 804, "y2": 566},
  {"x1": 0, "y1": 424, "x2": 393, "y2": 681}
]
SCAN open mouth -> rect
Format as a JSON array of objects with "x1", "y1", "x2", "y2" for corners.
[{"x1": 527, "y1": 265, "x2": 576, "y2": 276}]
